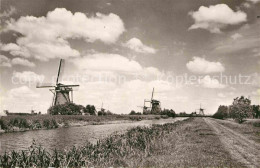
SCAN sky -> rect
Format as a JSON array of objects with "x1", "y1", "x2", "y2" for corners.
[{"x1": 0, "y1": 0, "x2": 260, "y2": 115}]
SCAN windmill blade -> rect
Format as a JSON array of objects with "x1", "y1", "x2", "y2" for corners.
[
  {"x1": 36, "y1": 82, "x2": 55, "y2": 88},
  {"x1": 151, "y1": 87, "x2": 154, "y2": 101},
  {"x1": 58, "y1": 84, "x2": 80, "y2": 87},
  {"x1": 56, "y1": 59, "x2": 65, "y2": 84},
  {"x1": 36, "y1": 85, "x2": 55, "y2": 88}
]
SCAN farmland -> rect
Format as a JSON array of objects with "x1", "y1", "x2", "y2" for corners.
[{"x1": 1, "y1": 117, "x2": 259, "y2": 167}]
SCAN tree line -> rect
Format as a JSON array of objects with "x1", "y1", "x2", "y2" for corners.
[
  {"x1": 48, "y1": 103, "x2": 113, "y2": 116},
  {"x1": 213, "y1": 96, "x2": 260, "y2": 123},
  {"x1": 129, "y1": 109, "x2": 176, "y2": 117}
]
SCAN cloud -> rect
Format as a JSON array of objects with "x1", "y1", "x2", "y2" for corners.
[
  {"x1": 212, "y1": 22, "x2": 260, "y2": 56},
  {"x1": 189, "y1": 4, "x2": 247, "y2": 33},
  {"x1": 123, "y1": 38, "x2": 156, "y2": 54},
  {"x1": 241, "y1": 2, "x2": 251, "y2": 8},
  {"x1": 0, "y1": 6, "x2": 16, "y2": 18},
  {"x1": 199, "y1": 75, "x2": 226, "y2": 89},
  {"x1": 7, "y1": 86, "x2": 39, "y2": 99},
  {"x1": 11, "y1": 58, "x2": 35, "y2": 67},
  {"x1": 217, "y1": 93, "x2": 226, "y2": 98},
  {"x1": 0, "y1": 55, "x2": 12, "y2": 67},
  {"x1": 247, "y1": 0, "x2": 260, "y2": 4},
  {"x1": 231, "y1": 33, "x2": 242, "y2": 40},
  {"x1": 74, "y1": 79, "x2": 175, "y2": 114},
  {"x1": 73, "y1": 53, "x2": 142, "y2": 72},
  {"x1": 12, "y1": 71, "x2": 45, "y2": 85},
  {"x1": 3, "y1": 8, "x2": 125, "y2": 61},
  {"x1": 186, "y1": 57, "x2": 225, "y2": 74},
  {"x1": 71, "y1": 53, "x2": 162, "y2": 78}
]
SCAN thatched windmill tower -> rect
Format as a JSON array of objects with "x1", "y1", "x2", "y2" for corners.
[{"x1": 36, "y1": 59, "x2": 79, "y2": 106}]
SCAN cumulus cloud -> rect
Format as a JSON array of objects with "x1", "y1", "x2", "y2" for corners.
[
  {"x1": 231, "y1": 33, "x2": 242, "y2": 40},
  {"x1": 123, "y1": 38, "x2": 156, "y2": 54},
  {"x1": 74, "y1": 79, "x2": 175, "y2": 114},
  {"x1": 11, "y1": 58, "x2": 35, "y2": 67},
  {"x1": 189, "y1": 4, "x2": 247, "y2": 33},
  {"x1": 199, "y1": 75, "x2": 226, "y2": 89},
  {"x1": 0, "y1": 55, "x2": 12, "y2": 67},
  {"x1": 12, "y1": 71, "x2": 45, "y2": 85},
  {"x1": 186, "y1": 57, "x2": 225, "y2": 74},
  {"x1": 71, "y1": 53, "x2": 162, "y2": 79},
  {"x1": 3, "y1": 8, "x2": 125, "y2": 61},
  {"x1": 7, "y1": 86, "x2": 39, "y2": 99},
  {"x1": 73, "y1": 53, "x2": 142, "y2": 73}
]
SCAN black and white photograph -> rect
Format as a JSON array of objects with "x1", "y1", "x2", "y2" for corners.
[{"x1": 0, "y1": 0, "x2": 260, "y2": 167}]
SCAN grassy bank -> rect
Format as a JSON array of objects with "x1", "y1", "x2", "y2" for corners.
[
  {"x1": 0, "y1": 118, "x2": 243, "y2": 167},
  {"x1": 0, "y1": 114, "x2": 167, "y2": 133}
]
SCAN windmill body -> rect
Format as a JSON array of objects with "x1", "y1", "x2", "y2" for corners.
[{"x1": 37, "y1": 59, "x2": 79, "y2": 107}]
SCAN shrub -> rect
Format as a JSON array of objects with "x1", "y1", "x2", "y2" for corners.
[
  {"x1": 8, "y1": 118, "x2": 30, "y2": 129},
  {"x1": 48, "y1": 102, "x2": 84, "y2": 115},
  {"x1": 51, "y1": 119, "x2": 59, "y2": 128},
  {"x1": 33, "y1": 120, "x2": 42, "y2": 129},
  {"x1": 43, "y1": 119, "x2": 51, "y2": 129},
  {"x1": 0, "y1": 119, "x2": 7, "y2": 130}
]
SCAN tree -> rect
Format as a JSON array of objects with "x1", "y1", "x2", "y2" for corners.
[
  {"x1": 48, "y1": 102, "x2": 84, "y2": 115},
  {"x1": 161, "y1": 109, "x2": 176, "y2": 117},
  {"x1": 229, "y1": 96, "x2": 253, "y2": 123},
  {"x1": 213, "y1": 105, "x2": 228, "y2": 119},
  {"x1": 84, "y1": 105, "x2": 96, "y2": 115},
  {"x1": 252, "y1": 105, "x2": 260, "y2": 118},
  {"x1": 129, "y1": 110, "x2": 136, "y2": 115},
  {"x1": 129, "y1": 110, "x2": 141, "y2": 115}
]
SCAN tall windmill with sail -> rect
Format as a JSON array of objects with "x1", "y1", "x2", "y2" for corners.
[
  {"x1": 36, "y1": 59, "x2": 79, "y2": 106},
  {"x1": 142, "y1": 88, "x2": 161, "y2": 114},
  {"x1": 196, "y1": 103, "x2": 205, "y2": 116}
]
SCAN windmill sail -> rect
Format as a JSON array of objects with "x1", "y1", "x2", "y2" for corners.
[
  {"x1": 56, "y1": 59, "x2": 64, "y2": 84},
  {"x1": 36, "y1": 59, "x2": 79, "y2": 108}
]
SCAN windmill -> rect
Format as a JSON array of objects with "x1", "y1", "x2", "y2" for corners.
[
  {"x1": 196, "y1": 104, "x2": 205, "y2": 116},
  {"x1": 137, "y1": 99, "x2": 151, "y2": 114},
  {"x1": 36, "y1": 59, "x2": 79, "y2": 106},
  {"x1": 97, "y1": 102, "x2": 106, "y2": 112},
  {"x1": 144, "y1": 88, "x2": 161, "y2": 114}
]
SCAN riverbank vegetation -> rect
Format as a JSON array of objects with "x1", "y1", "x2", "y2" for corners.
[
  {"x1": 0, "y1": 118, "x2": 243, "y2": 167},
  {"x1": 213, "y1": 96, "x2": 260, "y2": 123},
  {"x1": 0, "y1": 114, "x2": 169, "y2": 133}
]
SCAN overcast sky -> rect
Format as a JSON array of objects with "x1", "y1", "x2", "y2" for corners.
[{"x1": 0, "y1": 0, "x2": 260, "y2": 115}]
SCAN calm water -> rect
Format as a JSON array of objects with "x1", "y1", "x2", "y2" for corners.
[{"x1": 0, "y1": 118, "x2": 186, "y2": 154}]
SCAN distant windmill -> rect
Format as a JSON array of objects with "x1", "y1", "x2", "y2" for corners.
[
  {"x1": 143, "y1": 88, "x2": 161, "y2": 114},
  {"x1": 196, "y1": 104, "x2": 205, "y2": 116},
  {"x1": 36, "y1": 59, "x2": 79, "y2": 106},
  {"x1": 97, "y1": 102, "x2": 106, "y2": 112}
]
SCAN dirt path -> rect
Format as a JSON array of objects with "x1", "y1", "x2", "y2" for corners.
[{"x1": 204, "y1": 118, "x2": 260, "y2": 168}]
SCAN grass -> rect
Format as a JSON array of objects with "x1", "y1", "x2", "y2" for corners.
[
  {"x1": 0, "y1": 118, "x2": 243, "y2": 167},
  {"x1": 0, "y1": 114, "x2": 167, "y2": 133}
]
